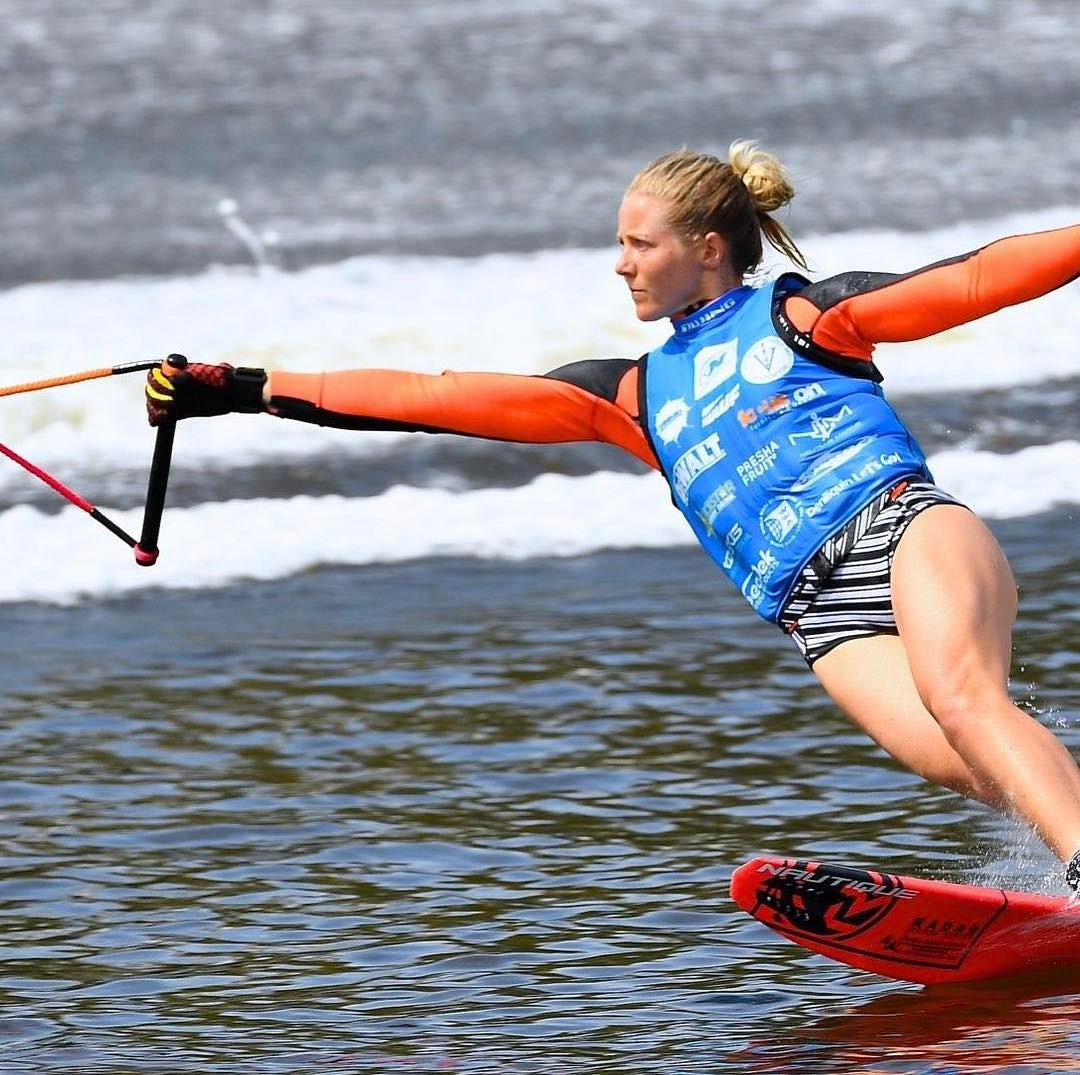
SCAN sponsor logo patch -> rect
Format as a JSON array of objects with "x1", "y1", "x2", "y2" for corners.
[
  {"x1": 696, "y1": 480, "x2": 737, "y2": 536},
  {"x1": 722, "y1": 522, "x2": 744, "y2": 570},
  {"x1": 736, "y1": 440, "x2": 780, "y2": 486},
  {"x1": 790, "y1": 436, "x2": 875, "y2": 492},
  {"x1": 738, "y1": 380, "x2": 825, "y2": 430},
  {"x1": 678, "y1": 294, "x2": 739, "y2": 333},
  {"x1": 655, "y1": 397, "x2": 690, "y2": 445},
  {"x1": 693, "y1": 340, "x2": 739, "y2": 399},
  {"x1": 740, "y1": 548, "x2": 780, "y2": 609},
  {"x1": 804, "y1": 451, "x2": 901, "y2": 517},
  {"x1": 787, "y1": 405, "x2": 855, "y2": 452},
  {"x1": 759, "y1": 496, "x2": 803, "y2": 547},
  {"x1": 740, "y1": 336, "x2": 794, "y2": 384},
  {"x1": 672, "y1": 433, "x2": 727, "y2": 502},
  {"x1": 701, "y1": 384, "x2": 741, "y2": 426}
]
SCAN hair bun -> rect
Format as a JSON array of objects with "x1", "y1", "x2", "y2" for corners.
[{"x1": 729, "y1": 139, "x2": 795, "y2": 215}]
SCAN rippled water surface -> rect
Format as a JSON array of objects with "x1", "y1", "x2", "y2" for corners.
[
  {"x1": 2, "y1": 522, "x2": 1078, "y2": 1073},
  {"x1": 2, "y1": 0, "x2": 1078, "y2": 1069}
]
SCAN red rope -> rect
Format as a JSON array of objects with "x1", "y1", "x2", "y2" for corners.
[{"x1": 0, "y1": 441, "x2": 93, "y2": 512}]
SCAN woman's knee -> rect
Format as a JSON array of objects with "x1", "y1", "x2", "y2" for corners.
[{"x1": 920, "y1": 677, "x2": 1013, "y2": 745}]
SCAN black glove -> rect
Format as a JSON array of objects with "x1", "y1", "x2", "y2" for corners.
[{"x1": 145, "y1": 354, "x2": 267, "y2": 426}]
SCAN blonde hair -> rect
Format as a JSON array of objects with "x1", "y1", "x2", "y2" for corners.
[{"x1": 626, "y1": 140, "x2": 806, "y2": 273}]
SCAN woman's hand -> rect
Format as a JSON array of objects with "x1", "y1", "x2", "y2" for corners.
[{"x1": 145, "y1": 355, "x2": 266, "y2": 425}]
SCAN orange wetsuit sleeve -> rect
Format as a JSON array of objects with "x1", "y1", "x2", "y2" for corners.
[
  {"x1": 268, "y1": 359, "x2": 660, "y2": 470},
  {"x1": 782, "y1": 223, "x2": 1080, "y2": 361}
]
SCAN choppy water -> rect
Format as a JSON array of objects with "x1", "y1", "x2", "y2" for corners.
[
  {"x1": 1, "y1": 528, "x2": 1078, "y2": 1072},
  {"x1": 1, "y1": 0, "x2": 1079, "y2": 1070},
  {"x1": 2, "y1": 0, "x2": 1079, "y2": 282}
]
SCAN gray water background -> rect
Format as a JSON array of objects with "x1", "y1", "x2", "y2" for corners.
[
  {"x1": 2, "y1": 0, "x2": 1078, "y2": 284},
  {"x1": 1, "y1": 1, "x2": 1080, "y2": 1070}
]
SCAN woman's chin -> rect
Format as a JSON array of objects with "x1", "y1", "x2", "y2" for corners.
[{"x1": 631, "y1": 299, "x2": 665, "y2": 323}]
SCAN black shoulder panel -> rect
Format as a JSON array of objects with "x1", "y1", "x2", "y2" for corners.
[
  {"x1": 771, "y1": 273, "x2": 884, "y2": 384},
  {"x1": 801, "y1": 249, "x2": 975, "y2": 312},
  {"x1": 543, "y1": 358, "x2": 637, "y2": 403},
  {"x1": 800, "y1": 270, "x2": 900, "y2": 312}
]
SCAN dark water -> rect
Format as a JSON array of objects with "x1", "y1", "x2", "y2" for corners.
[
  {"x1": 1, "y1": 519, "x2": 1078, "y2": 1072},
  {"x1": 2, "y1": 0, "x2": 1078, "y2": 283}
]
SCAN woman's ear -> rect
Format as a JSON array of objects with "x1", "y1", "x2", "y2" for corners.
[{"x1": 701, "y1": 231, "x2": 727, "y2": 269}]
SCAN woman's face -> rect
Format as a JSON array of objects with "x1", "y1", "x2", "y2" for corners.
[{"x1": 615, "y1": 192, "x2": 714, "y2": 322}]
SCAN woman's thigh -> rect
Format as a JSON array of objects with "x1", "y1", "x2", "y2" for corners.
[{"x1": 890, "y1": 505, "x2": 1018, "y2": 706}]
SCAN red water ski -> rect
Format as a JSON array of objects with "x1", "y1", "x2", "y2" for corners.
[{"x1": 731, "y1": 854, "x2": 1080, "y2": 985}]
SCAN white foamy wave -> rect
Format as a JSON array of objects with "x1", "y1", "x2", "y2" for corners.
[
  {"x1": 0, "y1": 471, "x2": 685, "y2": 605},
  {"x1": 1, "y1": 440, "x2": 1076, "y2": 605},
  {"x1": 930, "y1": 441, "x2": 1080, "y2": 519},
  {"x1": 0, "y1": 205, "x2": 1076, "y2": 487}
]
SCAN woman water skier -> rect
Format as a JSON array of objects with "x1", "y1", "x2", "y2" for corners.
[{"x1": 146, "y1": 142, "x2": 1080, "y2": 888}]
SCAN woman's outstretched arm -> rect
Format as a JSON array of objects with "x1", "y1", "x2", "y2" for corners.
[
  {"x1": 782, "y1": 223, "x2": 1080, "y2": 359},
  {"x1": 268, "y1": 360, "x2": 659, "y2": 469}
]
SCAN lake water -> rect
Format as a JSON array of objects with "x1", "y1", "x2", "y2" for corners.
[{"x1": 1, "y1": 1, "x2": 1078, "y2": 1070}]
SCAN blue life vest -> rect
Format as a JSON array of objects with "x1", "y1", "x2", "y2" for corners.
[{"x1": 643, "y1": 275, "x2": 931, "y2": 622}]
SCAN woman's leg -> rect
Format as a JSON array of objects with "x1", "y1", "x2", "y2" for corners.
[
  {"x1": 887, "y1": 504, "x2": 1080, "y2": 861},
  {"x1": 813, "y1": 633, "x2": 1005, "y2": 808}
]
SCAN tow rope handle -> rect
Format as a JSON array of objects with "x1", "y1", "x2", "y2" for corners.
[
  {"x1": 134, "y1": 354, "x2": 186, "y2": 566},
  {"x1": 0, "y1": 354, "x2": 187, "y2": 566}
]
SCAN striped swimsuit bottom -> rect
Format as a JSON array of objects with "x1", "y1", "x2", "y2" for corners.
[{"x1": 778, "y1": 478, "x2": 963, "y2": 667}]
